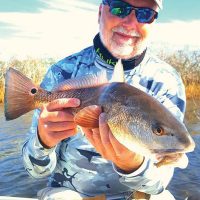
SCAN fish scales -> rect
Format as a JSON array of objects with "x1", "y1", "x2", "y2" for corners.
[{"x1": 4, "y1": 64, "x2": 195, "y2": 167}]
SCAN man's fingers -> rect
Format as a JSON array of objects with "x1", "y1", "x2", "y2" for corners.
[
  {"x1": 99, "y1": 113, "x2": 110, "y2": 145},
  {"x1": 40, "y1": 110, "x2": 74, "y2": 122},
  {"x1": 45, "y1": 98, "x2": 80, "y2": 112},
  {"x1": 83, "y1": 127, "x2": 107, "y2": 157},
  {"x1": 82, "y1": 113, "x2": 124, "y2": 160},
  {"x1": 92, "y1": 128, "x2": 106, "y2": 155},
  {"x1": 43, "y1": 121, "x2": 77, "y2": 132},
  {"x1": 82, "y1": 128, "x2": 100, "y2": 152},
  {"x1": 49, "y1": 129, "x2": 77, "y2": 141},
  {"x1": 109, "y1": 132, "x2": 129, "y2": 156},
  {"x1": 81, "y1": 128, "x2": 94, "y2": 143},
  {"x1": 82, "y1": 128, "x2": 96, "y2": 145},
  {"x1": 99, "y1": 113, "x2": 117, "y2": 158}
]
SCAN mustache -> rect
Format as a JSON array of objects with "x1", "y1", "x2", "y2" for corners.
[{"x1": 112, "y1": 26, "x2": 141, "y2": 37}]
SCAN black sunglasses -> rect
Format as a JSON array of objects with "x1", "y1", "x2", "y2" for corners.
[{"x1": 102, "y1": 0, "x2": 158, "y2": 24}]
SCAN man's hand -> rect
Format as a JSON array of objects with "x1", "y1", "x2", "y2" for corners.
[
  {"x1": 38, "y1": 98, "x2": 80, "y2": 148},
  {"x1": 82, "y1": 112, "x2": 144, "y2": 173}
]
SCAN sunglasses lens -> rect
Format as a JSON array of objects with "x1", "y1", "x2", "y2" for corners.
[
  {"x1": 136, "y1": 9, "x2": 155, "y2": 23},
  {"x1": 108, "y1": 0, "x2": 157, "y2": 23},
  {"x1": 110, "y1": 1, "x2": 132, "y2": 18},
  {"x1": 110, "y1": 7, "x2": 132, "y2": 18},
  {"x1": 111, "y1": 7, "x2": 122, "y2": 16}
]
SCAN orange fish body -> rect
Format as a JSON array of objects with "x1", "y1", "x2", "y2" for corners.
[{"x1": 4, "y1": 61, "x2": 195, "y2": 166}]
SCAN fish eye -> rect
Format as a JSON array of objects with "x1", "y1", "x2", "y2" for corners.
[
  {"x1": 152, "y1": 125, "x2": 165, "y2": 136},
  {"x1": 30, "y1": 88, "x2": 37, "y2": 95}
]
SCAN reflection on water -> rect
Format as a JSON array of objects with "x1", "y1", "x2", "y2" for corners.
[
  {"x1": 0, "y1": 100, "x2": 200, "y2": 199},
  {"x1": 0, "y1": 106, "x2": 47, "y2": 197},
  {"x1": 167, "y1": 135, "x2": 200, "y2": 200}
]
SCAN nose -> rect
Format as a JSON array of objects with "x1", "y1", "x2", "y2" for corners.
[{"x1": 121, "y1": 10, "x2": 139, "y2": 29}]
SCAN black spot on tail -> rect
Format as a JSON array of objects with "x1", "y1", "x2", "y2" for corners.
[{"x1": 31, "y1": 88, "x2": 37, "y2": 94}]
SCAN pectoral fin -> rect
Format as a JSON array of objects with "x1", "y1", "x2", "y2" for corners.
[
  {"x1": 83, "y1": 194, "x2": 106, "y2": 200},
  {"x1": 74, "y1": 105, "x2": 102, "y2": 129},
  {"x1": 132, "y1": 191, "x2": 151, "y2": 200}
]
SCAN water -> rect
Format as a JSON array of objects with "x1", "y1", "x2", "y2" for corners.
[
  {"x1": 0, "y1": 101, "x2": 200, "y2": 199},
  {"x1": 167, "y1": 135, "x2": 200, "y2": 200},
  {"x1": 0, "y1": 106, "x2": 47, "y2": 197}
]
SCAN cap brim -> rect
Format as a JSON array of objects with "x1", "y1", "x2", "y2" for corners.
[{"x1": 154, "y1": 0, "x2": 163, "y2": 9}]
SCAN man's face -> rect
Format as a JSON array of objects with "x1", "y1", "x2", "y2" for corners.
[{"x1": 98, "y1": 0, "x2": 158, "y2": 59}]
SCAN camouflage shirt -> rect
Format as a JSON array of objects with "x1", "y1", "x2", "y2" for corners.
[{"x1": 22, "y1": 45, "x2": 186, "y2": 199}]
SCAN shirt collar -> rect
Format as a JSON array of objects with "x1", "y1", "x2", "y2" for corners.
[{"x1": 93, "y1": 33, "x2": 146, "y2": 71}]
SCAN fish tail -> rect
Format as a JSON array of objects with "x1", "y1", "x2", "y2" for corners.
[{"x1": 4, "y1": 68, "x2": 38, "y2": 120}]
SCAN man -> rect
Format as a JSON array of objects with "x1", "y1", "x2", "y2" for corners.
[{"x1": 22, "y1": 0, "x2": 186, "y2": 199}]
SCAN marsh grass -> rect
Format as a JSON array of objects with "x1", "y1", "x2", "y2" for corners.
[
  {"x1": 158, "y1": 49, "x2": 200, "y2": 100},
  {"x1": 0, "y1": 50, "x2": 200, "y2": 103},
  {"x1": 0, "y1": 57, "x2": 55, "y2": 103}
]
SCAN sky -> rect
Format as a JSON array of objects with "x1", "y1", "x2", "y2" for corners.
[{"x1": 0, "y1": 0, "x2": 200, "y2": 60}]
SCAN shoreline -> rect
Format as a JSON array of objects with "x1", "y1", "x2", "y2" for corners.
[{"x1": 0, "y1": 50, "x2": 200, "y2": 103}]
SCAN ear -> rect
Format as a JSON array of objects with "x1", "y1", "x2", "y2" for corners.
[{"x1": 98, "y1": 4, "x2": 103, "y2": 24}]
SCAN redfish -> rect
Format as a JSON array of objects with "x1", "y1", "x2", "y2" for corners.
[{"x1": 4, "y1": 60, "x2": 195, "y2": 166}]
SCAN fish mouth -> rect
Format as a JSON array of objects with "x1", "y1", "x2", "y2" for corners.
[
  {"x1": 155, "y1": 152, "x2": 188, "y2": 168},
  {"x1": 152, "y1": 143, "x2": 195, "y2": 155},
  {"x1": 153, "y1": 145, "x2": 195, "y2": 168},
  {"x1": 152, "y1": 148, "x2": 186, "y2": 155}
]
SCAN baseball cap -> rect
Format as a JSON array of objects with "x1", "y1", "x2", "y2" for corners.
[{"x1": 153, "y1": 0, "x2": 163, "y2": 9}]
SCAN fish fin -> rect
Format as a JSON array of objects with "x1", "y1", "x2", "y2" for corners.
[
  {"x1": 74, "y1": 105, "x2": 102, "y2": 129},
  {"x1": 82, "y1": 194, "x2": 106, "y2": 200},
  {"x1": 4, "y1": 67, "x2": 38, "y2": 120},
  {"x1": 132, "y1": 191, "x2": 151, "y2": 199},
  {"x1": 52, "y1": 70, "x2": 108, "y2": 92},
  {"x1": 110, "y1": 59, "x2": 125, "y2": 83}
]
